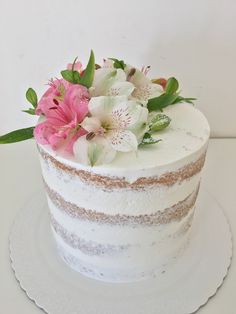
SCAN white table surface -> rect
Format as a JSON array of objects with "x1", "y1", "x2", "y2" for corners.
[{"x1": 0, "y1": 138, "x2": 235, "y2": 314}]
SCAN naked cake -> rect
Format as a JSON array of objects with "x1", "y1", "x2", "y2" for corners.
[
  {"x1": 38, "y1": 101, "x2": 209, "y2": 282},
  {"x1": 0, "y1": 51, "x2": 210, "y2": 282}
]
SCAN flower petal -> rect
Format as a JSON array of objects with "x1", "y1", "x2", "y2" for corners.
[
  {"x1": 67, "y1": 61, "x2": 83, "y2": 72},
  {"x1": 102, "y1": 59, "x2": 114, "y2": 68},
  {"x1": 81, "y1": 117, "x2": 101, "y2": 133},
  {"x1": 34, "y1": 122, "x2": 52, "y2": 145},
  {"x1": 90, "y1": 68, "x2": 134, "y2": 97},
  {"x1": 88, "y1": 96, "x2": 127, "y2": 120},
  {"x1": 90, "y1": 68, "x2": 118, "y2": 97},
  {"x1": 73, "y1": 135, "x2": 116, "y2": 166},
  {"x1": 108, "y1": 130, "x2": 138, "y2": 152},
  {"x1": 106, "y1": 81, "x2": 134, "y2": 97},
  {"x1": 63, "y1": 84, "x2": 89, "y2": 122},
  {"x1": 110, "y1": 100, "x2": 148, "y2": 130},
  {"x1": 65, "y1": 127, "x2": 87, "y2": 154},
  {"x1": 126, "y1": 65, "x2": 162, "y2": 104},
  {"x1": 126, "y1": 65, "x2": 151, "y2": 87},
  {"x1": 131, "y1": 83, "x2": 162, "y2": 105},
  {"x1": 126, "y1": 102, "x2": 149, "y2": 142}
]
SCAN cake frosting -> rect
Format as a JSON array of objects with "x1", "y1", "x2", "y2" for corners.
[{"x1": 38, "y1": 103, "x2": 210, "y2": 282}]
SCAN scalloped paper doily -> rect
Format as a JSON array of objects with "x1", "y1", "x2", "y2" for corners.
[{"x1": 9, "y1": 188, "x2": 232, "y2": 314}]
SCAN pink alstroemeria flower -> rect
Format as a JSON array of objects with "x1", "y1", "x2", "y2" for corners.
[
  {"x1": 34, "y1": 83, "x2": 89, "y2": 153},
  {"x1": 36, "y1": 79, "x2": 71, "y2": 116},
  {"x1": 67, "y1": 61, "x2": 83, "y2": 73}
]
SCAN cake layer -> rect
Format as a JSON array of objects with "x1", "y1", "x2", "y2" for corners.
[
  {"x1": 39, "y1": 145, "x2": 206, "y2": 189},
  {"x1": 41, "y1": 158, "x2": 201, "y2": 215},
  {"x1": 51, "y1": 208, "x2": 194, "y2": 265},
  {"x1": 51, "y1": 206, "x2": 194, "y2": 282},
  {"x1": 45, "y1": 184, "x2": 199, "y2": 228},
  {"x1": 46, "y1": 186, "x2": 198, "y2": 244}
]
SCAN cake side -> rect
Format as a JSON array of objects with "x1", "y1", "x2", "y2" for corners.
[
  {"x1": 38, "y1": 103, "x2": 209, "y2": 216},
  {"x1": 37, "y1": 103, "x2": 210, "y2": 282}
]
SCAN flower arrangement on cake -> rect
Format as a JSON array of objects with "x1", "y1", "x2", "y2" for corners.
[{"x1": 0, "y1": 51, "x2": 195, "y2": 165}]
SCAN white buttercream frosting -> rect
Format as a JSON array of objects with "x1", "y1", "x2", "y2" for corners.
[
  {"x1": 37, "y1": 102, "x2": 210, "y2": 282},
  {"x1": 39, "y1": 103, "x2": 210, "y2": 182}
]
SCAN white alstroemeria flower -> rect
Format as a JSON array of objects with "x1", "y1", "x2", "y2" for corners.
[
  {"x1": 73, "y1": 135, "x2": 117, "y2": 166},
  {"x1": 102, "y1": 59, "x2": 114, "y2": 68},
  {"x1": 125, "y1": 65, "x2": 163, "y2": 105},
  {"x1": 73, "y1": 96, "x2": 148, "y2": 166},
  {"x1": 89, "y1": 68, "x2": 134, "y2": 98}
]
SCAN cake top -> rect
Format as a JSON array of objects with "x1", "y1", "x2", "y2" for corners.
[
  {"x1": 102, "y1": 103, "x2": 210, "y2": 169},
  {"x1": 0, "y1": 51, "x2": 210, "y2": 170},
  {"x1": 40, "y1": 102, "x2": 209, "y2": 182}
]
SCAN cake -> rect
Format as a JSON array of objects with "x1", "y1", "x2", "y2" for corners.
[
  {"x1": 38, "y1": 102, "x2": 210, "y2": 282},
  {"x1": 0, "y1": 51, "x2": 210, "y2": 282}
]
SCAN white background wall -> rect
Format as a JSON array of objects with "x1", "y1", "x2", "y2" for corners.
[{"x1": 0, "y1": 0, "x2": 235, "y2": 137}]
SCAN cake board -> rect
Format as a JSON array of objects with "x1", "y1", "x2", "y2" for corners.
[{"x1": 9, "y1": 187, "x2": 232, "y2": 314}]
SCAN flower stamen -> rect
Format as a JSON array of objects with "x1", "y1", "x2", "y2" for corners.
[{"x1": 86, "y1": 132, "x2": 96, "y2": 141}]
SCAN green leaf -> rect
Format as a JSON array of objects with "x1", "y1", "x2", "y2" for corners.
[
  {"x1": 149, "y1": 114, "x2": 171, "y2": 132},
  {"x1": 61, "y1": 70, "x2": 80, "y2": 84},
  {"x1": 172, "y1": 96, "x2": 196, "y2": 104},
  {"x1": 61, "y1": 70, "x2": 74, "y2": 83},
  {"x1": 73, "y1": 70, "x2": 81, "y2": 83},
  {"x1": 147, "y1": 93, "x2": 179, "y2": 112},
  {"x1": 80, "y1": 50, "x2": 95, "y2": 88},
  {"x1": 22, "y1": 108, "x2": 36, "y2": 115},
  {"x1": 26, "y1": 88, "x2": 38, "y2": 108},
  {"x1": 139, "y1": 132, "x2": 162, "y2": 146},
  {"x1": 165, "y1": 77, "x2": 179, "y2": 95},
  {"x1": 109, "y1": 58, "x2": 126, "y2": 70},
  {"x1": 0, "y1": 127, "x2": 34, "y2": 144}
]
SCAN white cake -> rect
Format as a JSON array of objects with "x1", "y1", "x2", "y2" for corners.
[{"x1": 38, "y1": 103, "x2": 210, "y2": 282}]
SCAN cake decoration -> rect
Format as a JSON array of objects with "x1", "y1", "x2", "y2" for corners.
[{"x1": 0, "y1": 50, "x2": 195, "y2": 166}]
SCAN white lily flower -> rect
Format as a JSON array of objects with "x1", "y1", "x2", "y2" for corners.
[
  {"x1": 73, "y1": 96, "x2": 148, "y2": 166},
  {"x1": 125, "y1": 65, "x2": 163, "y2": 105},
  {"x1": 89, "y1": 68, "x2": 134, "y2": 98}
]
